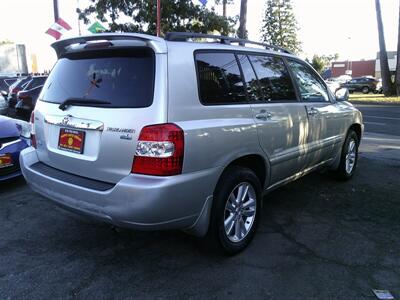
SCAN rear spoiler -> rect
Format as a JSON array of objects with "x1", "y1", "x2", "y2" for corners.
[{"x1": 51, "y1": 33, "x2": 167, "y2": 58}]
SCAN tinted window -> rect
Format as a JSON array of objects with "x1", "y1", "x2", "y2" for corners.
[
  {"x1": 27, "y1": 77, "x2": 47, "y2": 89},
  {"x1": 195, "y1": 52, "x2": 246, "y2": 104},
  {"x1": 249, "y1": 55, "x2": 297, "y2": 102},
  {"x1": 237, "y1": 55, "x2": 260, "y2": 102},
  {"x1": 41, "y1": 48, "x2": 154, "y2": 108},
  {"x1": 288, "y1": 60, "x2": 330, "y2": 102}
]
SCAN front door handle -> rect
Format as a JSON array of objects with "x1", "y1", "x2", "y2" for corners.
[
  {"x1": 255, "y1": 110, "x2": 272, "y2": 120},
  {"x1": 307, "y1": 107, "x2": 319, "y2": 116}
]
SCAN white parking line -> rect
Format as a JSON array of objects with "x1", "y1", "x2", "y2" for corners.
[
  {"x1": 364, "y1": 121, "x2": 386, "y2": 126},
  {"x1": 364, "y1": 115, "x2": 400, "y2": 121}
]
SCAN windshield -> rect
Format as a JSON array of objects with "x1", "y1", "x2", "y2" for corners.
[{"x1": 41, "y1": 48, "x2": 155, "y2": 108}]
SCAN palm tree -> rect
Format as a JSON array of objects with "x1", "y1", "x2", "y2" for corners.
[
  {"x1": 375, "y1": 0, "x2": 394, "y2": 96},
  {"x1": 395, "y1": 1, "x2": 400, "y2": 95},
  {"x1": 238, "y1": 0, "x2": 248, "y2": 39}
]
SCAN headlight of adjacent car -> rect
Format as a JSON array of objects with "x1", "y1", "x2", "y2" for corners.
[{"x1": 14, "y1": 119, "x2": 31, "y2": 139}]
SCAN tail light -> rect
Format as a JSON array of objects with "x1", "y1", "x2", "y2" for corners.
[
  {"x1": 132, "y1": 123, "x2": 184, "y2": 176},
  {"x1": 11, "y1": 87, "x2": 20, "y2": 94},
  {"x1": 30, "y1": 111, "x2": 36, "y2": 148}
]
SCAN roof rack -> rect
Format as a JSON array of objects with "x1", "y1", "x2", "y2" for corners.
[{"x1": 164, "y1": 32, "x2": 293, "y2": 54}]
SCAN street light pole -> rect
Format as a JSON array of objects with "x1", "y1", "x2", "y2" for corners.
[
  {"x1": 53, "y1": 0, "x2": 59, "y2": 21},
  {"x1": 156, "y1": 0, "x2": 161, "y2": 37}
]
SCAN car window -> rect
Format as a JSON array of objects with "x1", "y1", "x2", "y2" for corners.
[
  {"x1": 41, "y1": 48, "x2": 154, "y2": 108},
  {"x1": 288, "y1": 60, "x2": 330, "y2": 102},
  {"x1": 28, "y1": 77, "x2": 47, "y2": 89},
  {"x1": 236, "y1": 54, "x2": 260, "y2": 102},
  {"x1": 248, "y1": 55, "x2": 297, "y2": 102},
  {"x1": 195, "y1": 52, "x2": 246, "y2": 105}
]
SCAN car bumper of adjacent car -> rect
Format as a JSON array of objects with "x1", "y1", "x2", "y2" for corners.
[
  {"x1": 20, "y1": 147, "x2": 221, "y2": 233},
  {"x1": 0, "y1": 138, "x2": 29, "y2": 181}
]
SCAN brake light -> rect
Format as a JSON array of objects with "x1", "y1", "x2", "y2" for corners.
[
  {"x1": 132, "y1": 123, "x2": 184, "y2": 176},
  {"x1": 30, "y1": 111, "x2": 36, "y2": 148},
  {"x1": 11, "y1": 87, "x2": 20, "y2": 94}
]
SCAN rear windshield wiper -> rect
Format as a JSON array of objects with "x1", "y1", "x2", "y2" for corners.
[{"x1": 59, "y1": 98, "x2": 111, "y2": 111}]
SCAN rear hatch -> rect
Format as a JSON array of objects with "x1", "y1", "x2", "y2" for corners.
[{"x1": 34, "y1": 39, "x2": 167, "y2": 183}]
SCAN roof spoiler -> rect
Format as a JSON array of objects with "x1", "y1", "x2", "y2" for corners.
[{"x1": 51, "y1": 33, "x2": 167, "y2": 57}]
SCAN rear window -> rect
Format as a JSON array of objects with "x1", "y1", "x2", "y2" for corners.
[
  {"x1": 41, "y1": 48, "x2": 155, "y2": 108},
  {"x1": 195, "y1": 52, "x2": 246, "y2": 105}
]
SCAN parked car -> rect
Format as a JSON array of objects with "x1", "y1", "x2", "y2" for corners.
[
  {"x1": 0, "y1": 116, "x2": 30, "y2": 181},
  {"x1": 20, "y1": 33, "x2": 363, "y2": 254},
  {"x1": 0, "y1": 95, "x2": 7, "y2": 115},
  {"x1": 15, "y1": 85, "x2": 44, "y2": 121},
  {"x1": 0, "y1": 75, "x2": 18, "y2": 92},
  {"x1": 341, "y1": 76, "x2": 379, "y2": 94},
  {"x1": 325, "y1": 79, "x2": 340, "y2": 93},
  {"x1": 5, "y1": 76, "x2": 32, "y2": 111},
  {"x1": 6, "y1": 76, "x2": 47, "y2": 113}
]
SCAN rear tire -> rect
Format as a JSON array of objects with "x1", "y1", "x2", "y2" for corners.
[
  {"x1": 334, "y1": 130, "x2": 359, "y2": 180},
  {"x1": 362, "y1": 86, "x2": 370, "y2": 94},
  {"x1": 207, "y1": 166, "x2": 261, "y2": 255}
]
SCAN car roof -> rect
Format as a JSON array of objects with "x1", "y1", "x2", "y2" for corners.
[{"x1": 51, "y1": 32, "x2": 298, "y2": 60}]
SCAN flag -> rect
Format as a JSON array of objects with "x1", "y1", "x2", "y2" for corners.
[
  {"x1": 88, "y1": 21, "x2": 106, "y2": 33},
  {"x1": 46, "y1": 18, "x2": 72, "y2": 40},
  {"x1": 198, "y1": 0, "x2": 207, "y2": 5}
]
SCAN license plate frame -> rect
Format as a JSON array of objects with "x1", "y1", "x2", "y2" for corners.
[
  {"x1": 58, "y1": 128, "x2": 86, "y2": 154},
  {"x1": 0, "y1": 154, "x2": 13, "y2": 168}
]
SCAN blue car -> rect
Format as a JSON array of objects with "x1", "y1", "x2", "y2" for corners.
[{"x1": 0, "y1": 116, "x2": 30, "y2": 181}]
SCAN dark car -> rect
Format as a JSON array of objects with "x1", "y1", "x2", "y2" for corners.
[
  {"x1": 0, "y1": 116, "x2": 30, "y2": 181},
  {"x1": 341, "y1": 77, "x2": 378, "y2": 94},
  {"x1": 6, "y1": 76, "x2": 47, "y2": 117},
  {"x1": 6, "y1": 76, "x2": 32, "y2": 110},
  {"x1": 15, "y1": 85, "x2": 43, "y2": 121}
]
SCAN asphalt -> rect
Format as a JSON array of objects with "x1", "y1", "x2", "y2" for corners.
[{"x1": 0, "y1": 103, "x2": 399, "y2": 299}]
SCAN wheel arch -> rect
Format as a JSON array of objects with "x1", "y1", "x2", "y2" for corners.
[
  {"x1": 348, "y1": 123, "x2": 362, "y2": 144},
  {"x1": 219, "y1": 154, "x2": 270, "y2": 190}
]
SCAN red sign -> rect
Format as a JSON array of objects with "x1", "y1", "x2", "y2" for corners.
[
  {"x1": 58, "y1": 128, "x2": 85, "y2": 154},
  {"x1": 0, "y1": 154, "x2": 13, "y2": 168}
]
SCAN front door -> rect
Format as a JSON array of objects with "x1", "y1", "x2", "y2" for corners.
[{"x1": 237, "y1": 54, "x2": 310, "y2": 185}]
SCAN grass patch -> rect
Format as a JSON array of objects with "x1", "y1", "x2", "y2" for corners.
[{"x1": 349, "y1": 93, "x2": 400, "y2": 103}]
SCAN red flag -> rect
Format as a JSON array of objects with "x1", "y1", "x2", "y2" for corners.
[{"x1": 46, "y1": 18, "x2": 72, "y2": 40}]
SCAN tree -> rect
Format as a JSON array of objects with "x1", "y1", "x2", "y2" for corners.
[
  {"x1": 375, "y1": 0, "x2": 395, "y2": 96},
  {"x1": 215, "y1": 0, "x2": 234, "y2": 18},
  {"x1": 261, "y1": 0, "x2": 301, "y2": 54},
  {"x1": 77, "y1": 0, "x2": 236, "y2": 36},
  {"x1": 238, "y1": 0, "x2": 248, "y2": 39},
  {"x1": 310, "y1": 54, "x2": 339, "y2": 74},
  {"x1": 396, "y1": 1, "x2": 400, "y2": 96}
]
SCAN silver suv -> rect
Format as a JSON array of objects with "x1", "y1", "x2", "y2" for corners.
[{"x1": 20, "y1": 33, "x2": 363, "y2": 254}]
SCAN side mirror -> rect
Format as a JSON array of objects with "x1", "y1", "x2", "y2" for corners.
[{"x1": 335, "y1": 88, "x2": 349, "y2": 102}]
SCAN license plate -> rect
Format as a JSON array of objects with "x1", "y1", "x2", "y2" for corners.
[
  {"x1": 0, "y1": 154, "x2": 13, "y2": 168},
  {"x1": 58, "y1": 128, "x2": 85, "y2": 154}
]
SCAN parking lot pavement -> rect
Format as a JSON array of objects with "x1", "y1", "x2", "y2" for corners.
[{"x1": 0, "y1": 128, "x2": 399, "y2": 299}]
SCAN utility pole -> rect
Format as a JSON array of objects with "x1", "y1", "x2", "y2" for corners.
[
  {"x1": 223, "y1": 0, "x2": 227, "y2": 18},
  {"x1": 53, "y1": 0, "x2": 59, "y2": 21},
  {"x1": 375, "y1": 0, "x2": 393, "y2": 96},
  {"x1": 156, "y1": 0, "x2": 161, "y2": 37},
  {"x1": 238, "y1": 0, "x2": 248, "y2": 39}
]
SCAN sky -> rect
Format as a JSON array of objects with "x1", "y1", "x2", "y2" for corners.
[{"x1": 0, "y1": 0, "x2": 398, "y2": 72}]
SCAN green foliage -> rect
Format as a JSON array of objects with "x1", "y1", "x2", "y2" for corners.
[
  {"x1": 260, "y1": 0, "x2": 301, "y2": 54},
  {"x1": 310, "y1": 54, "x2": 339, "y2": 74},
  {"x1": 0, "y1": 40, "x2": 13, "y2": 45},
  {"x1": 77, "y1": 0, "x2": 236, "y2": 36}
]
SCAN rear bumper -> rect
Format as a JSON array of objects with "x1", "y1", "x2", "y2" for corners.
[
  {"x1": 0, "y1": 138, "x2": 28, "y2": 181},
  {"x1": 20, "y1": 147, "x2": 221, "y2": 234}
]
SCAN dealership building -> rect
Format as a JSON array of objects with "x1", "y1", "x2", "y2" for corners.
[{"x1": 331, "y1": 51, "x2": 397, "y2": 79}]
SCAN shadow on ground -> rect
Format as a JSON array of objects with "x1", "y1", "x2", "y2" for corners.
[{"x1": 0, "y1": 155, "x2": 399, "y2": 299}]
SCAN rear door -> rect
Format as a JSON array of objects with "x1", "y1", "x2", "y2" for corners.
[
  {"x1": 34, "y1": 47, "x2": 166, "y2": 183},
  {"x1": 238, "y1": 53, "x2": 310, "y2": 185}
]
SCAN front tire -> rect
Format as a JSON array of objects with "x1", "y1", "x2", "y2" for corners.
[
  {"x1": 334, "y1": 130, "x2": 359, "y2": 180},
  {"x1": 207, "y1": 166, "x2": 262, "y2": 255},
  {"x1": 362, "y1": 86, "x2": 370, "y2": 94}
]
